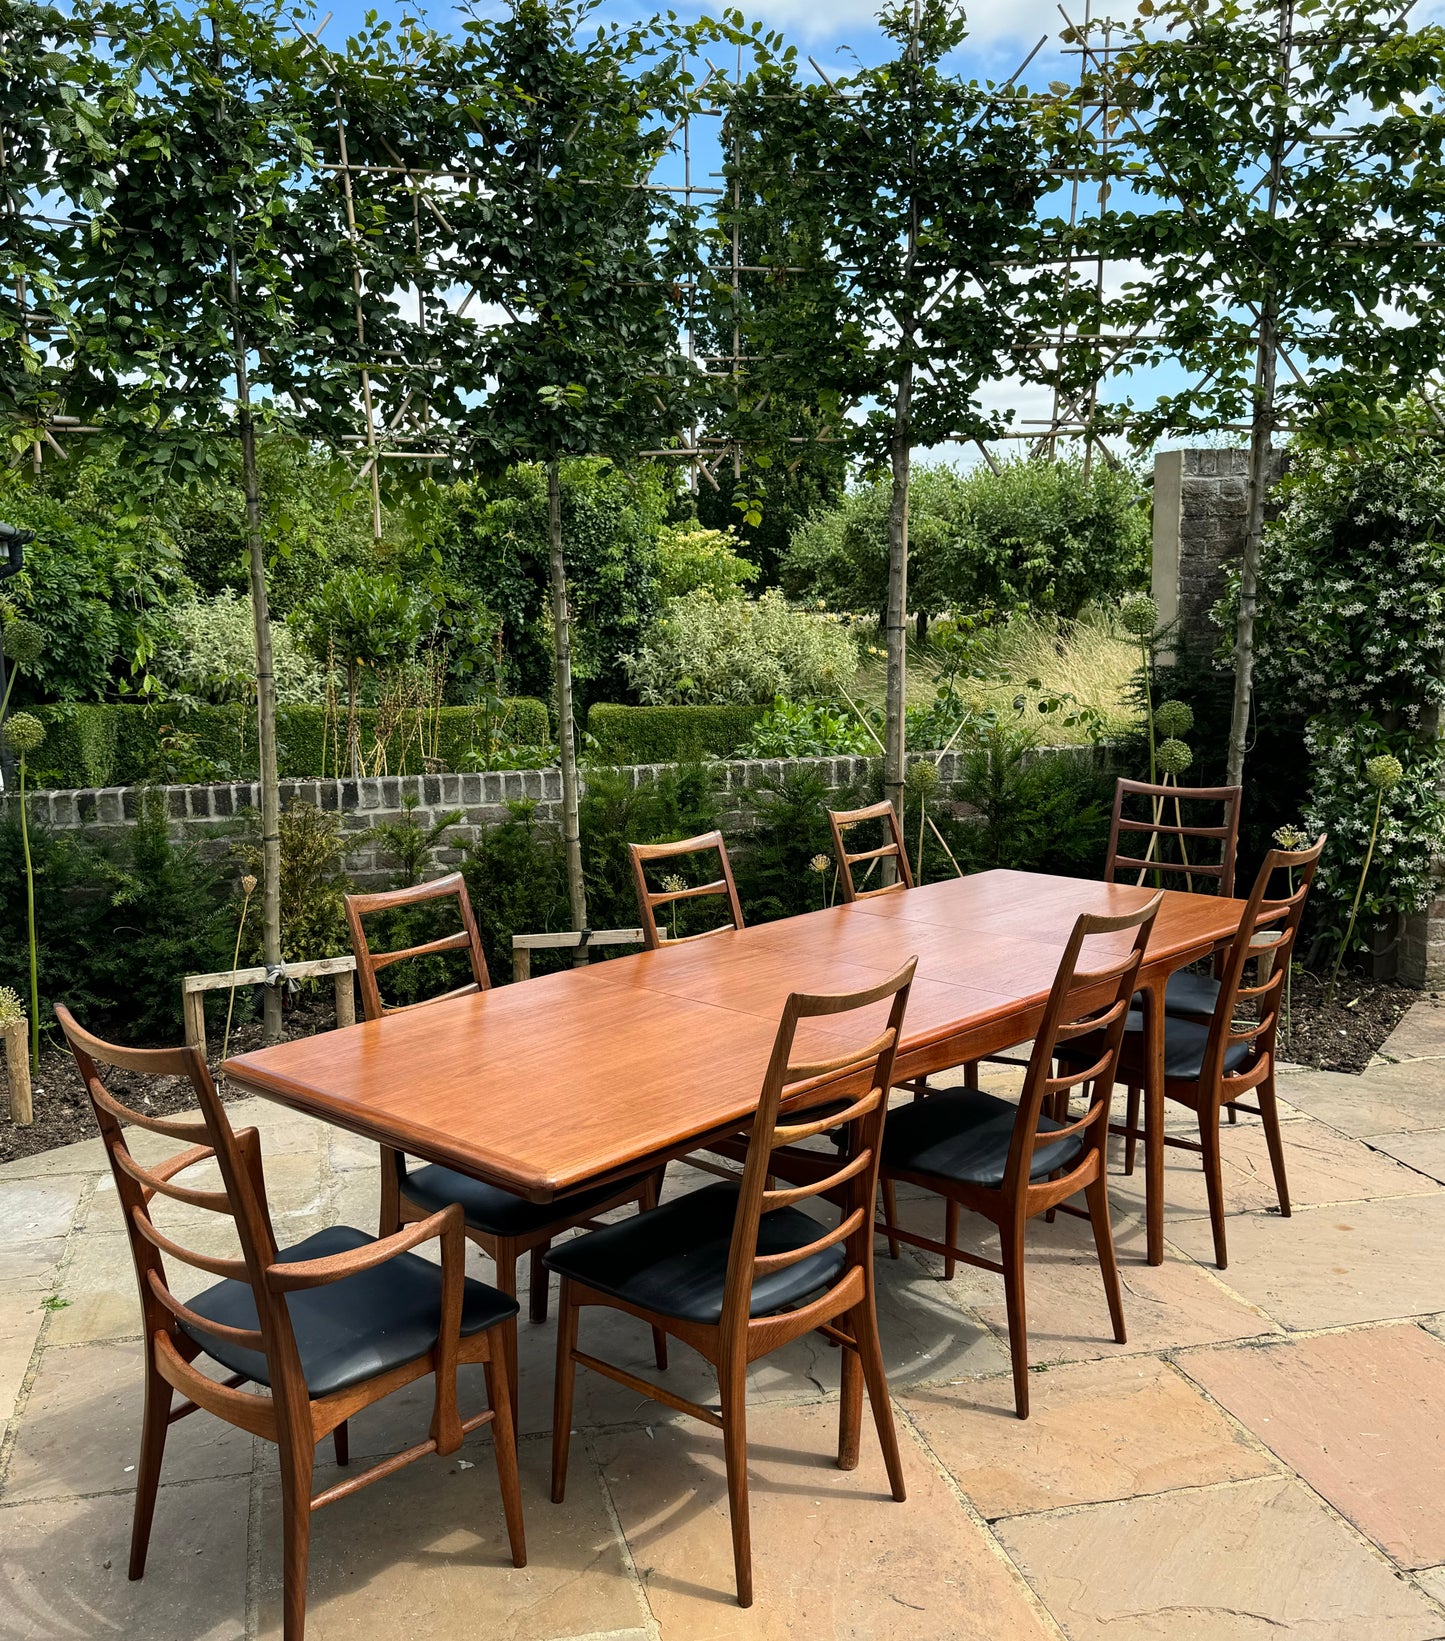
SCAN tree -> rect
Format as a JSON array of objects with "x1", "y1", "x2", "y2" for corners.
[
  {"x1": 33, "y1": 0, "x2": 415, "y2": 1037},
  {"x1": 425, "y1": 0, "x2": 704, "y2": 931},
  {"x1": 1069, "y1": 0, "x2": 1445, "y2": 785},
  {"x1": 717, "y1": 0, "x2": 1047, "y2": 817}
]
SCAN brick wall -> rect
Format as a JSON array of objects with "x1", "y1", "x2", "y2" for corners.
[{"x1": 20, "y1": 752, "x2": 989, "y2": 890}]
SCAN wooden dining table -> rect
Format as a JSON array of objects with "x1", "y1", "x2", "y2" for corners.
[{"x1": 224, "y1": 869, "x2": 1250, "y2": 1267}]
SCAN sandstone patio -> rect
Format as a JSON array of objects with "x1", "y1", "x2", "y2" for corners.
[{"x1": 3, "y1": 1006, "x2": 1444, "y2": 1641}]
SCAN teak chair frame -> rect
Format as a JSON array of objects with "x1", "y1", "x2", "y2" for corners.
[
  {"x1": 879, "y1": 896, "x2": 1162, "y2": 1418},
  {"x1": 629, "y1": 830, "x2": 746, "y2": 948},
  {"x1": 550, "y1": 960, "x2": 918, "y2": 1608},
  {"x1": 57, "y1": 1006, "x2": 524, "y2": 1641},
  {"x1": 1106, "y1": 777, "x2": 1243, "y2": 896},
  {"x1": 828, "y1": 800, "x2": 915, "y2": 903},
  {"x1": 1112, "y1": 837, "x2": 1326, "y2": 1269},
  {"x1": 345, "y1": 872, "x2": 663, "y2": 1397}
]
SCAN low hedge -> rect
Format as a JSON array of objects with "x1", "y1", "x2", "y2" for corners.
[
  {"x1": 29, "y1": 699, "x2": 550, "y2": 789},
  {"x1": 586, "y1": 702, "x2": 767, "y2": 764}
]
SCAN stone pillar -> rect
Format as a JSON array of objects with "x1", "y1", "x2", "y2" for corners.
[{"x1": 1152, "y1": 447, "x2": 1287, "y2": 662}]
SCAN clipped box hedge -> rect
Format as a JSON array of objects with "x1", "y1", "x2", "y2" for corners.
[
  {"x1": 586, "y1": 702, "x2": 766, "y2": 764},
  {"x1": 30, "y1": 699, "x2": 550, "y2": 789}
]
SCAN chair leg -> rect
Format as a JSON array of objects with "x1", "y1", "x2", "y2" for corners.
[
  {"x1": 550, "y1": 1280, "x2": 580, "y2": 1505},
  {"x1": 1000, "y1": 1220, "x2": 1030, "y2": 1420},
  {"x1": 277, "y1": 1433, "x2": 314, "y2": 1641},
  {"x1": 1258, "y1": 1069, "x2": 1291, "y2": 1219},
  {"x1": 529, "y1": 1242, "x2": 550, "y2": 1325},
  {"x1": 484, "y1": 1348, "x2": 527, "y2": 1568},
  {"x1": 837, "y1": 1314, "x2": 862, "y2": 1471},
  {"x1": 1124, "y1": 1084, "x2": 1141, "y2": 1176},
  {"x1": 943, "y1": 1198, "x2": 959, "y2": 1280},
  {"x1": 964, "y1": 1060, "x2": 979, "y2": 1090},
  {"x1": 378, "y1": 1146, "x2": 403, "y2": 1238},
  {"x1": 1199, "y1": 1102, "x2": 1230, "y2": 1270},
  {"x1": 331, "y1": 1420, "x2": 349, "y2": 1467},
  {"x1": 1085, "y1": 1173, "x2": 1127, "y2": 1345},
  {"x1": 1227, "y1": 1103, "x2": 1238, "y2": 1124},
  {"x1": 880, "y1": 1178, "x2": 901, "y2": 1261},
  {"x1": 127, "y1": 1357, "x2": 172, "y2": 1580},
  {"x1": 638, "y1": 1172, "x2": 669, "y2": 1369},
  {"x1": 718, "y1": 1355, "x2": 754, "y2": 1608},
  {"x1": 492, "y1": 1245, "x2": 522, "y2": 1435},
  {"x1": 850, "y1": 1300, "x2": 906, "y2": 1503}
]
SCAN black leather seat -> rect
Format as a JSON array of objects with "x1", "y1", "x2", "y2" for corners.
[
  {"x1": 882, "y1": 1088, "x2": 1085, "y2": 1188},
  {"x1": 1061, "y1": 1010, "x2": 1254, "y2": 1082},
  {"x1": 401, "y1": 1162, "x2": 650, "y2": 1238},
  {"x1": 544, "y1": 1181, "x2": 845, "y2": 1324},
  {"x1": 180, "y1": 1225, "x2": 519, "y2": 1398},
  {"x1": 1161, "y1": 969, "x2": 1222, "y2": 1017}
]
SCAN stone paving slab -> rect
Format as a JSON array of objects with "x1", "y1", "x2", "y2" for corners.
[
  {"x1": 5, "y1": 1015, "x2": 1445, "y2": 1640},
  {"x1": 900, "y1": 1354, "x2": 1275, "y2": 1519},
  {"x1": 996, "y1": 1474, "x2": 1445, "y2": 1641},
  {"x1": 1179, "y1": 1324, "x2": 1445, "y2": 1570}
]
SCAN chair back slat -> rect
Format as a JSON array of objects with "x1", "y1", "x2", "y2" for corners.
[
  {"x1": 1201, "y1": 836, "x2": 1326, "y2": 1089},
  {"x1": 346, "y1": 872, "x2": 491, "y2": 1020},
  {"x1": 1007, "y1": 894, "x2": 1164, "y2": 1194},
  {"x1": 828, "y1": 802, "x2": 914, "y2": 903},
  {"x1": 1106, "y1": 779, "x2": 1242, "y2": 896},
  {"x1": 719, "y1": 960, "x2": 917, "y2": 1338},
  {"x1": 57, "y1": 1006, "x2": 309, "y2": 1408},
  {"x1": 629, "y1": 832, "x2": 745, "y2": 950}
]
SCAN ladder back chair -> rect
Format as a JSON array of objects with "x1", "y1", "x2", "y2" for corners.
[
  {"x1": 629, "y1": 831, "x2": 745, "y2": 949},
  {"x1": 1110, "y1": 836, "x2": 1325, "y2": 1268},
  {"x1": 58, "y1": 1006, "x2": 524, "y2": 1641},
  {"x1": 345, "y1": 873, "x2": 665, "y2": 1398},
  {"x1": 828, "y1": 800, "x2": 914, "y2": 903},
  {"x1": 546, "y1": 959, "x2": 918, "y2": 1608},
  {"x1": 1107, "y1": 777, "x2": 1242, "y2": 897},
  {"x1": 879, "y1": 894, "x2": 1163, "y2": 1418}
]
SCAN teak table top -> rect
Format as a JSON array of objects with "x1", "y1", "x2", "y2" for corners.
[{"x1": 224, "y1": 870, "x2": 1247, "y2": 1203}]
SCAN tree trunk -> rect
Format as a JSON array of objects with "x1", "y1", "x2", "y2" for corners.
[
  {"x1": 548, "y1": 460, "x2": 588, "y2": 939},
  {"x1": 884, "y1": 357, "x2": 914, "y2": 830},
  {"x1": 239, "y1": 404, "x2": 284, "y2": 1045}
]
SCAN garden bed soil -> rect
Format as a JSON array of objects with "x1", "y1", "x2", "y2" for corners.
[{"x1": 0, "y1": 970, "x2": 1424, "y2": 1166}]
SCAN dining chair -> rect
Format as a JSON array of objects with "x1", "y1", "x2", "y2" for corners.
[
  {"x1": 629, "y1": 830, "x2": 745, "y2": 948},
  {"x1": 345, "y1": 873, "x2": 665, "y2": 1391},
  {"x1": 57, "y1": 1005, "x2": 525, "y2": 1641},
  {"x1": 827, "y1": 800, "x2": 914, "y2": 902},
  {"x1": 878, "y1": 894, "x2": 1162, "y2": 1419},
  {"x1": 546, "y1": 959, "x2": 918, "y2": 1608},
  {"x1": 1107, "y1": 836, "x2": 1325, "y2": 1267}
]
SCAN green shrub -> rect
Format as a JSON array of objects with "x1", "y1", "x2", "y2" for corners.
[
  {"x1": 625, "y1": 588, "x2": 858, "y2": 706},
  {"x1": 153, "y1": 591, "x2": 325, "y2": 705},
  {"x1": 585, "y1": 702, "x2": 765, "y2": 764},
  {"x1": 654, "y1": 523, "x2": 759, "y2": 601},
  {"x1": 739, "y1": 698, "x2": 875, "y2": 758},
  {"x1": 29, "y1": 699, "x2": 551, "y2": 787},
  {"x1": 235, "y1": 803, "x2": 352, "y2": 964},
  {"x1": 732, "y1": 767, "x2": 864, "y2": 923},
  {"x1": 579, "y1": 763, "x2": 722, "y2": 932},
  {"x1": 462, "y1": 801, "x2": 571, "y2": 979}
]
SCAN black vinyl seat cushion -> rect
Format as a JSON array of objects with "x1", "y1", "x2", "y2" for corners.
[
  {"x1": 402, "y1": 1162, "x2": 650, "y2": 1238},
  {"x1": 1161, "y1": 969, "x2": 1223, "y2": 1018},
  {"x1": 179, "y1": 1225, "x2": 519, "y2": 1398},
  {"x1": 1062, "y1": 1011, "x2": 1255, "y2": 1083},
  {"x1": 882, "y1": 1088, "x2": 1085, "y2": 1189},
  {"x1": 543, "y1": 1180, "x2": 845, "y2": 1325}
]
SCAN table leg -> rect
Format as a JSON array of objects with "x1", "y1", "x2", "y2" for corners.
[{"x1": 1142, "y1": 976, "x2": 1167, "y2": 1266}]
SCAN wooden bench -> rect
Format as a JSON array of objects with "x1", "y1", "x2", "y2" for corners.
[
  {"x1": 182, "y1": 955, "x2": 357, "y2": 1061},
  {"x1": 510, "y1": 929, "x2": 644, "y2": 982}
]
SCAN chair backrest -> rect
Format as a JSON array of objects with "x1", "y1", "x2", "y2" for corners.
[
  {"x1": 1106, "y1": 778, "x2": 1242, "y2": 896},
  {"x1": 629, "y1": 831, "x2": 745, "y2": 950},
  {"x1": 719, "y1": 959, "x2": 917, "y2": 1344},
  {"x1": 55, "y1": 1006, "x2": 309, "y2": 1413},
  {"x1": 828, "y1": 801, "x2": 915, "y2": 903},
  {"x1": 1009, "y1": 893, "x2": 1164, "y2": 1197},
  {"x1": 1199, "y1": 834, "x2": 1327, "y2": 1089},
  {"x1": 345, "y1": 871, "x2": 491, "y2": 1021}
]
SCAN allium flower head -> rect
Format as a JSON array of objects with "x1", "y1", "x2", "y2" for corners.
[
  {"x1": 1119, "y1": 593, "x2": 1159, "y2": 638},
  {"x1": 1366, "y1": 754, "x2": 1403, "y2": 791},
  {"x1": 1272, "y1": 824, "x2": 1307, "y2": 851},
  {"x1": 0, "y1": 985, "x2": 24, "y2": 1028},
  {"x1": 660, "y1": 873, "x2": 688, "y2": 895},
  {"x1": 1, "y1": 710, "x2": 45, "y2": 757},
  {"x1": 1157, "y1": 737, "x2": 1193, "y2": 777},
  {"x1": 1154, "y1": 698, "x2": 1194, "y2": 738},
  {"x1": 240, "y1": 874, "x2": 259, "y2": 897},
  {"x1": 808, "y1": 853, "x2": 831, "y2": 874},
  {"x1": 904, "y1": 759, "x2": 941, "y2": 795},
  {"x1": 2, "y1": 619, "x2": 43, "y2": 668}
]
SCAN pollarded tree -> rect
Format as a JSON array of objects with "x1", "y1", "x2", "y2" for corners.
[
  {"x1": 715, "y1": 0, "x2": 1048, "y2": 815},
  {"x1": 429, "y1": 0, "x2": 706, "y2": 930},
  {"x1": 1066, "y1": 0, "x2": 1445, "y2": 785}
]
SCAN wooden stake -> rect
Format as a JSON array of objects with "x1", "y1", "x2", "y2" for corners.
[{"x1": 3, "y1": 1019, "x2": 32, "y2": 1125}]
